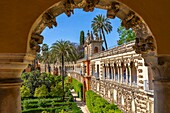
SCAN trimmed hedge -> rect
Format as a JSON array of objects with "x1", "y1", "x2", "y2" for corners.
[
  {"x1": 22, "y1": 98, "x2": 82, "y2": 113},
  {"x1": 71, "y1": 78, "x2": 83, "y2": 100},
  {"x1": 86, "y1": 90, "x2": 122, "y2": 113}
]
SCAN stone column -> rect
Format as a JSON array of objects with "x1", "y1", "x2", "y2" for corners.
[
  {"x1": 126, "y1": 66, "x2": 128, "y2": 84},
  {"x1": 0, "y1": 53, "x2": 34, "y2": 113},
  {"x1": 129, "y1": 66, "x2": 132, "y2": 86},
  {"x1": 154, "y1": 81, "x2": 170, "y2": 113},
  {"x1": 120, "y1": 67, "x2": 123, "y2": 83},
  {"x1": 146, "y1": 56, "x2": 170, "y2": 113},
  {"x1": 113, "y1": 66, "x2": 116, "y2": 81},
  {"x1": 117, "y1": 65, "x2": 120, "y2": 82},
  {"x1": 0, "y1": 78, "x2": 22, "y2": 113}
]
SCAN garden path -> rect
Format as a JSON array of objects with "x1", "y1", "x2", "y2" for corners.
[{"x1": 70, "y1": 89, "x2": 90, "y2": 113}]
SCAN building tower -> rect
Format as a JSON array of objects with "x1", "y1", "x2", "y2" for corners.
[{"x1": 84, "y1": 31, "x2": 103, "y2": 60}]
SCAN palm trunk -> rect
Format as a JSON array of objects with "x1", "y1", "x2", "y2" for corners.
[
  {"x1": 62, "y1": 54, "x2": 65, "y2": 101},
  {"x1": 101, "y1": 29, "x2": 108, "y2": 50}
]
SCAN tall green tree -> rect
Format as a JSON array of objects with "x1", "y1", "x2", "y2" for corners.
[
  {"x1": 117, "y1": 26, "x2": 136, "y2": 45},
  {"x1": 41, "y1": 44, "x2": 49, "y2": 72},
  {"x1": 91, "y1": 14, "x2": 112, "y2": 50},
  {"x1": 51, "y1": 40, "x2": 78, "y2": 100},
  {"x1": 77, "y1": 31, "x2": 85, "y2": 59},
  {"x1": 80, "y1": 31, "x2": 85, "y2": 46}
]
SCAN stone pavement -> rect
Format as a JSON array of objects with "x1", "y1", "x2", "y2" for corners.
[{"x1": 70, "y1": 89, "x2": 90, "y2": 113}]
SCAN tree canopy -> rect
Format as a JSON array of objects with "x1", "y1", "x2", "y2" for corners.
[
  {"x1": 91, "y1": 14, "x2": 112, "y2": 50},
  {"x1": 117, "y1": 26, "x2": 136, "y2": 45}
]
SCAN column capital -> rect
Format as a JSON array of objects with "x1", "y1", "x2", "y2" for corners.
[
  {"x1": 0, "y1": 53, "x2": 35, "y2": 79},
  {"x1": 144, "y1": 56, "x2": 170, "y2": 81}
]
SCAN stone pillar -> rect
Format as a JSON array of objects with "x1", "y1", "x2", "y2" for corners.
[
  {"x1": 113, "y1": 66, "x2": 116, "y2": 81},
  {"x1": 126, "y1": 66, "x2": 128, "y2": 84},
  {"x1": 117, "y1": 66, "x2": 120, "y2": 82},
  {"x1": 0, "y1": 53, "x2": 34, "y2": 113},
  {"x1": 0, "y1": 79, "x2": 22, "y2": 113},
  {"x1": 129, "y1": 66, "x2": 132, "y2": 86},
  {"x1": 146, "y1": 56, "x2": 170, "y2": 113},
  {"x1": 120, "y1": 67, "x2": 123, "y2": 83}
]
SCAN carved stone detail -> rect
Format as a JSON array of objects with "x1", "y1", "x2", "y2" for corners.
[
  {"x1": 83, "y1": 0, "x2": 99, "y2": 12},
  {"x1": 64, "y1": 0, "x2": 75, "y2": 17},
  {"x1": 42, "y1": 10, "x2": 57, "y2": 29},
  {"x1": 30, "y1": 33, "x2": 44, "y2": 52},
  {"x1": 145, "y1": 56, "x2": 170, "y2": 81},
  {"x1": 138, "y1": 75, "x2": 143, "y2": 78},
  {"x1": 138, "y1": 69, "x2": 143, "y2": 73},
  {"x1": 138, "y1": 62, "x2": 143, "y2": 66},
  {"x1": 121, "y1": 11, "x2": 141, "y2": 30},
  {"x1": 134, "y1": 35, "x2": 156, "y2": 54},
  {"x1": 107, "y1": 2, "x2": 120, "y2": 19}
]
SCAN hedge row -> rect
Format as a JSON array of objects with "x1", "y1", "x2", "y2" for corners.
[
  {"x1": 22, "y1": 98, "x2": 81, "y2": 113},
  {"x1": 86, "y1": 90, "x2": 122, "y2": 113},
  {"x1": 71, "y1": 78, "x2": 83, "y2": 100}
]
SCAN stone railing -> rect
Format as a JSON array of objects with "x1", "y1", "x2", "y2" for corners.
[
  {"x1": 91, "y1": 76, "x2": 154, "y2": 113},
  {"x1": 90, "y1": 41, "x2": 135, "y2": 60},
  {"x1": 67, "y1": 71, "x2": 84, "y2": 84}
]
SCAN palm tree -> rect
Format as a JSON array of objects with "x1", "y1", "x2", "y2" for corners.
[
  {"x1": 51, "y1": 40, "x2": 78, "y2": 101},
  {"x1": 91, "y1": 14, "x2": 112, "y2": 50}
]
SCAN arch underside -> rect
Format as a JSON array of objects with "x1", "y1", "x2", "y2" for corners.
[{"x1": 28, "y1": 0, "x2": 156, "y2": 58}]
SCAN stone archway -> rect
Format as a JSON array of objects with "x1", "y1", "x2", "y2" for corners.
[
  {"x1": 1, "y1": 0, "x2": 170, "y2": 113},
  {"x1": 27, "y1": 0, "x2": 156, "y2": 56},
  {"x1": 27, "y1": 0, "x2": 168, "y2": 112}
]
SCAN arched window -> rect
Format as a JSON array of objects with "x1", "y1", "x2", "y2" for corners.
[
  {"x1": 114, "y1": 63, "x2": 118, "y2": 81},
  {"x1": 94, "y1": 47, "x2": 98, "y2": 53},
  {"x1": 121, "y1": 62, "x2": 126, "y2": 83},
  {"x1": 130, "y1": 62, "x2": 137, "y2": 86}
]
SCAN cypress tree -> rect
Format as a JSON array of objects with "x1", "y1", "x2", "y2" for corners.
[{"x1": 80, "y1": 31, "x2": 85, "y2": 46}]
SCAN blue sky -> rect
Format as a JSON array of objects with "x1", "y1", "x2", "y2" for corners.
[{"x1": 41, "y1": 8, "x2": 121, "y2": 48}]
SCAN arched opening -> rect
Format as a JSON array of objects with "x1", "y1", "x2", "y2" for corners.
[
  {"x1": 130, "y1": 62, "x2": 137, "y2": 86},
  {"x1": 21, "y1": 0, "x2": 159, "y2": 113},
  {"x1": 94, "y1": 46, "x2": 98, "y2": 53},
  {"x1": 121, "y1": 62, "x2": 126, "y2": 83},
  {"x1": 126, "y1": 64, "x2": 130, "y2": 84},
  {"x1": 3, "y1": 0, "x2": 170, "y2": 113},
  {"x1": 114, "y1": 63, "x2": 118, "y2": 81}
]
